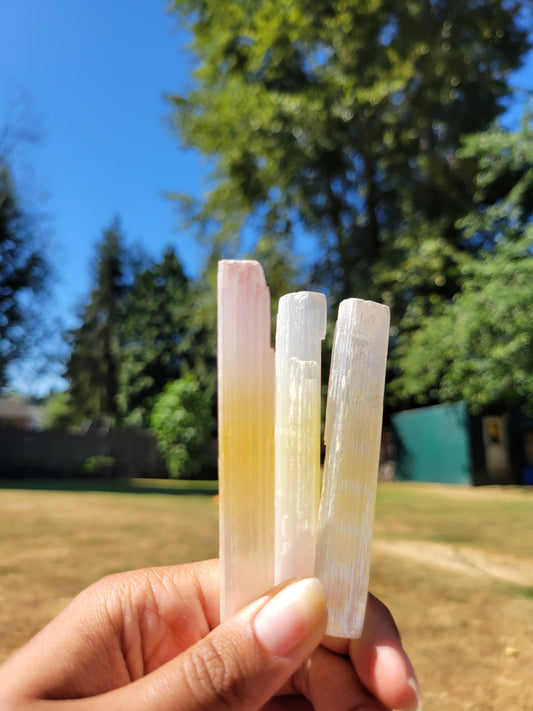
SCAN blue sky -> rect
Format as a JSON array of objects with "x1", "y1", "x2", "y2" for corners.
[
  {"x1": 1, "y1": 1, "x2": 206, "y2": 318},
  {"x1": 1, "y1": 1, "x2": 532, "y2": 394},
  {"x1": 1, "y1": 0, "x2": 209, "y2": 392}
]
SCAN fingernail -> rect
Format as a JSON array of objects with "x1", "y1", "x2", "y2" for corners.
[
  {"x1": 254, "y1": 577, "x2": 326, "y2": 657},
  {"x1": 405, "y1": 677, "x2": 422, "y2": 711}
]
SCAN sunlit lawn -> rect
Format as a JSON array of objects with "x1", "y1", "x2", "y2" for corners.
[
  {"x1": 1, "y1": 479, "x2": 532, "y2": 710},
  {"x1": 0, "y1": 479, "x2": 219, "y2": 663},
  {"x1": 371, "y1": 484, "x2": 533, "y2": 711}
]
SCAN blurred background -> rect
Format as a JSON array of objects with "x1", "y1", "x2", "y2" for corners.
[
  {"x1": 1, "y1": 0, "x2": 532, "y2": 468},
  {"x1": 1, "y1": 1, "x2": 533, "y2": 708}
]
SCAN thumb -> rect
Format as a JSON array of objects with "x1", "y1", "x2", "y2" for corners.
[{"x1": 113, "y1": 577, "x2": 326, "y2": 711}]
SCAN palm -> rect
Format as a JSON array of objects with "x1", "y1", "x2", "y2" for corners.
[
  {"x1": 0, "y1": 561, "x2": 416, "y2": 710},
  {"x1": 87, "y1": 564, "x2": 377, "y2": 710}
]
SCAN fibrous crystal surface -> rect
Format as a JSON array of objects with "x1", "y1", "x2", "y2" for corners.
[
  {"x1": 217, "y1": 262, "x2": 390, "y2": 638},
  {"x1": 315, "y1": 298, "x2": 390, "y2": 638},
  {"x1": 217, "y1": 260, "x2": 275, "y2": 620},
  {"x1": 274, "y1": 292, "x2": 327, "y2": 583}
]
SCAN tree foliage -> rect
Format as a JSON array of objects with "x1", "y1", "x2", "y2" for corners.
[
  {"x1": 118, "y1": 248, "x2": 193, "y2": 426},
  {"x1": 169, "y1": 0, "x2": 529, "y2": 311},
  {"x1": 0, "y1": 163, "x2": 48, "y2": 388},
  {"x1": 65, "y1": 218, "x2": 133, "y2": 424},
  {"x1": 63, "y1": 227, "x2": 214, "y2": 429},
  {"x1": 393, "y1": 117, "x2": 533, "y2": 413},
  {"x1": 42, "y1": 389, "x2": 73, "y2": 430},
  {"x1": 150, "y1": 374, "x2": 214, "y2": 478}
]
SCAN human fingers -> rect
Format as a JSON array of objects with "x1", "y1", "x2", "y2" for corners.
[
  {"x1": 349, "y1": 594, "x2": 421, "y2": 710},
  {"x1": 91, "y1": 576, "x2": 328, "y2": 711},
  {"x1": 102, "y1": 559, "x2": 221, "y2": 676},
  {"x1": 289, "y1": 643, "x2": 389, "y2": 711},
  {"x1": 0, "y1": 560, "x2": 221, "y2": 704}
]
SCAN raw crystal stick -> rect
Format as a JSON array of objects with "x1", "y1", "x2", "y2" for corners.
[
  {"x1": 315, "y1": 298, "x2": 390, "y2": 638},
  {"x1": 274, "y1": 292, "x2": 327, "y2": 584},
  {"x1": 217, "y1": 260, "x2": 275, "y2": 621}
]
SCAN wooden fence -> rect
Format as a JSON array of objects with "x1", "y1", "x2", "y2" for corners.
[{"x1": 0, "y1": 426, "x2": 167, "y2": 478}]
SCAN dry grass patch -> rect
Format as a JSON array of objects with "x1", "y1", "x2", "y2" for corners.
[
  {"x1": 372, "y1": 483, "x2": 533, "y2": 711},
  {"x1": 0, "y1": 479, "x2": 532, "y2": 710},
  {"x1": 0, "y1": 479, "x2": 219, "y2": 661}
]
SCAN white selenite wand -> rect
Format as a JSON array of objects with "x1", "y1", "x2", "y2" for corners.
[
  {"x1": 274, "y1": 291, "x2": 327, "y2": 583},
  {"x1": 217, "y1": 260, "x2": 389, "y2": 638},
  {"x1": 315, "y1": 298, "x2": 390, "y2": 638}
]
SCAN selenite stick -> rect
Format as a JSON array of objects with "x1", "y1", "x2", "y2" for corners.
[
  {"x1": 217, "y1": 260, "x2": 275, "y2": 620},
  {"x1": 315, "y1": 298, "x2": 390, "y2": 638},
  {"x1": 274, "y1": 291, "x2": 327, "y2": 584}
]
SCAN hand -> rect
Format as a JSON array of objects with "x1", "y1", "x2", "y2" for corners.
[{"x1": 0, "y1": 559, "x2": 420, "y2": 710}]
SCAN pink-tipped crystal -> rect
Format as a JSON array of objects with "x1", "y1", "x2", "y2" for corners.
[{"x1": 217, "y1": 260, "x2": 275, "y2": 620}]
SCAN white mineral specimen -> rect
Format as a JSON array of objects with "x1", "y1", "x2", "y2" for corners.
[
  {"x1": 217, "y1": 260, "x2": 275, "y2": 620},
  {"x1": 274, "y1": 291, "x2": 327, "y2": 583},
  {"x1": 315, "y1": 298, "x2": 390, "y2": 638}
]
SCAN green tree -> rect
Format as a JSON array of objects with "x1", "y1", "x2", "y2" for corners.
[
  {"x1": 393, "y1": 117, "x2": 533, "y2": 413},
  {"x1": 0, "y1": 163, "x2": 48, "y2": 388},
  {"x1": 65, "y1": 218, "x2": 133, "y2": 424},
  {"x1": 117, "y1": 248, "x2": 193, "y2": 426},
  {"x1": 65, "y1": 239, "x2": 216, "y2": 429},
  {"x1": 168, "y1": 0, "x2": 529, "y2": 313},
  {"x1": 248, "y1": 233, "x2": 302, "y2": 322},
  {"x1": 178, "y1": 254, "x2": 218, "y2": 409},
  {"x1": 150, "y1": 374, "x2": 214, "y2": 479},
  {"x1": 42, "y1": 389, "x2": 72, "y2": 429}
]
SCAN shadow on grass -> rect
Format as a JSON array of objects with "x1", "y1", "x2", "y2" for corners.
[{"x1": 0, "y1": 478, "x2": 219, "y2": 497}]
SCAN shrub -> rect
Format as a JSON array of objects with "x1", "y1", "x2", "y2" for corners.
[
  {"x1": 83, "y1": 455, "x2": 115, "y2": 476},
  {"x1": 150, "y1": 375, "x2": 213, "y2": 479}
]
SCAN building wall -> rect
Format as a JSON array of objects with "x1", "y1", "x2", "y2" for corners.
[{"x1": 392, "y1": 402, "x2": 472, "y2": 484}]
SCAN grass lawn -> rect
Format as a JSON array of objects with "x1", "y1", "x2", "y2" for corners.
[
  {"x1": 372, "y1": 484, "x2": 533, "y2": 711},
  {"x1": 1, "y1": 479, "x2": 532, "y2": 710}
]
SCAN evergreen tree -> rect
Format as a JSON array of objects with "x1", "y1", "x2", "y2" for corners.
[
  {"x1": 65, "y1": 218, "x2": 132, "y2": 424},
  {"x1": 0, "y1": 163, "x2": 48, "y2": 388},
  {"x1": 118, "y1": 248, "x2": 192, "y2": 425}
]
